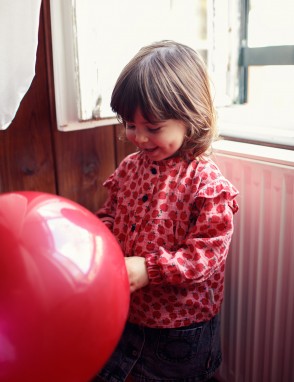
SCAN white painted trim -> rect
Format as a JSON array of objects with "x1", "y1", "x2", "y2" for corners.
[{"x1": 213, "y1": 140, "x2": 294, "y2": 168}]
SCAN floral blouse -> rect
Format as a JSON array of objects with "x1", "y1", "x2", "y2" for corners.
[{"x1": 97, "y1": 151, "x2": 239, "y2": 328}]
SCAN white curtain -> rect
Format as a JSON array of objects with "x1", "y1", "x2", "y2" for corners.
[{"x1": 0, "y1": 0, "x2": 42, "y2": 130}]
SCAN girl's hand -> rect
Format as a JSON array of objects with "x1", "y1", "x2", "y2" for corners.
[{"x1": 125, "y1": 256, "x2": 149, "y2": 293}]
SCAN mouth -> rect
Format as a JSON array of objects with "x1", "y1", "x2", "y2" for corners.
[{"x1": 142, "y1": 147, "x2": 157, "y2": 153}]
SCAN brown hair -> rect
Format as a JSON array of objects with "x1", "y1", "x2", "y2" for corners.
[{"x1": 111, "y1": 40, "x2": 217, "y2": 158}]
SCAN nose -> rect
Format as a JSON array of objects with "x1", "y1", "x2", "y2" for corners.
[{"x1": 134, "y1": 130, "x2": 148, "y2": 144}]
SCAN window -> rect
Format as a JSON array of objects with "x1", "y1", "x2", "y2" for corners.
[
  {"x1": 218, "y1": 0, "x2": 294, "y2": 149},
  {"x1": 50, "y1": 0, "x2": 294, "y2": 149},
  {"x1": 50, "y1": 0, "x2": 207, "y2": 130}
]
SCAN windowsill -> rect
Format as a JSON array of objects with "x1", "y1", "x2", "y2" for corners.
[
  {"x1": 57, "y1": 117, "x2": 119, "y2": 131},
  {"x1": 217, "y1": 105, "x2": 294, "y2": 150},
  {"x1": 213, "y1": 140, "x2": 294, "y2": 167}
]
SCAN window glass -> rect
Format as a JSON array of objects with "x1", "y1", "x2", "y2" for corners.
[
  {"x1": 248, "y1": 0, "x2": 294, "y2": 46},
  {"x1": 74, "y1": 0, "x2": 207, "y2": 120}
]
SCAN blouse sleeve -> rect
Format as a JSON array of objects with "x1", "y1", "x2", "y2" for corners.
[
  {"x1": 95, "y1": 172, "x2": 118, "y2": 231},
  {"x1": 145, "y1": 180, "x2": 239, "y2": 285}
]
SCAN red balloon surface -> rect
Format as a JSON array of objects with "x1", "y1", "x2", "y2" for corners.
[{"x1": 0, "y1": 192, "x2": 129, "y2": 382}]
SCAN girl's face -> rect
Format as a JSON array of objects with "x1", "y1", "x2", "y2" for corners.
[{"x1": 125, "y1": 108, "x2": 187, "y2": 161}]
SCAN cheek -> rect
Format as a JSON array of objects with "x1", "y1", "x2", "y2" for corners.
[{"x1": 125, "y1": 129, "x2": 135, "y2": 142}]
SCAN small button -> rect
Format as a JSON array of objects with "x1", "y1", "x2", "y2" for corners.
[
  {"x1": 131, "y1": 224, "x2": 136, "y2": 232},
  {"x1": 142, "y1": 194, "x2": 148, "y2": 202},
  {"x1": 151, "y1": 167, "x2": 157, "y2": 174}
]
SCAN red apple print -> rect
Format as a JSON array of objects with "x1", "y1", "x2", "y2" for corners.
[
  {"x1": 158, "y1": 191, "x2": 166, "y2": 199},
  {"x1": 170, "y1": 169, "x2": 178, "y2": 177},
  {"x1": 183, "y1": 251, "x2": 193, "y2": 260},
  {"x1": 211, "y1": 215, "x2": 221, "y2": 223},
  {"x1": 148, "y1": 232, "x2": 156, "y2": 241},
  {"x1": 206, "y1": 187, "x2": 214, "y2": 195},
  {"x1": 165, "y1": 220, "x2": 173, "y2": 229},
  {"x1": 176, "y1": 201, "x2": 184, "y2": 210},
  {"x1": 146, "y1": 243, "x2": 155, "y2": 251},
  {"x1": 201, "y1": 298, "x2": 209, "y2": 305},
  {"x1": 176, "y1": 226, "x2": 185, "y2": 236},
  {"x1": 157, "y1": 237, "x2": 165, "y2": 246},
  {"x1": 178, "y1": 184, "x2": 186, "y2": 193},
  {"x1": 217, "y1": 223, "x2": 226, "y2": 231},
  {"x1": 152, "y1": 210, "x2": 159, "y2": 218},
  {"x1": 196, "y1": 263, "x2": 204, "y2": 272},
  {"x1": 120, "y1": 205, "x2": 128, "y2": 214},
  {"x1": 145, "y1": 224, "x2": 152, "y2": 232},
  {"x1": 208, "y1": 259, "x2": 216, "y2": 267},
  {"x1": 170, "y1": 181, "x2": 177, "y2": 189},
  {"x1": 168, "y1": 211, "x2": 177, "y2": 220},
  {"x1": 205, "y1": 249, "x2": 214, "y2": 258},
  {"x1": 169, "y1": 194, "x2": 177, "y2": 203},
  {"x1": 159, "y1": 256, "x2": 168, "y2": 264},
  {"x1": 171, "y1": 274, "x2": 182, "y2": 283},
  {"x1": 208, "y1": 229, "x2": 217, "y2": 236},
  {"x1": 157, "y1": 225, "x2": 165, "y2": 235},
  {"x1": 153, "y1": 302, "x2": 161, "y2": 310},
  {"x1": 180, "y1": 211, "x2": 188, "y2": 220},
  {"x1": 205, "y1": 202, "x2": 214, "y2": 211},
  {"x1": 136, "y1": 206, "x2": 143, "y2": 214},
  {"x1": 195, "y1": 241, "x2": 206, "y2": 249},
  {"x1": 160, "y1": 203, "x2": 168, "y2": 212},
  {"x1": 177, "y1": 257, "x2": 185, "y2": 266},
  {"x1": 198, "y1": 213, "x2": 206, "y2": 223},
  {"x1": 185, "y1": 269, "x2": 196, "y2": 278}
]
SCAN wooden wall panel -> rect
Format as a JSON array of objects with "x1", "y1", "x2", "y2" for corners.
[
  {"x1": 53, "y1": 125, "x2": 116, "y2": 212},
  {"x1": 0, "y1": 3, "x2": 56, "y2": 194}
]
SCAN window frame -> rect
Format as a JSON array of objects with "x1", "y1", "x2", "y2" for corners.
[{"x1": 238, "y1": 0, "x2": 294, "y2": 103}]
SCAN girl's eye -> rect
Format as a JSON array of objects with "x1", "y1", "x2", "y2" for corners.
[
  {"x1": 126, "y1": 124, "x2": 135, "y2": 130},
  {"x1": 148, "y1": 126, "x2": 161, "y2": 133}
]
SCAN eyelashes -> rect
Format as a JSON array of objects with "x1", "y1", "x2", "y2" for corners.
[{"x1": 125, "y1": 124, "x2": 162, "y2": 133}]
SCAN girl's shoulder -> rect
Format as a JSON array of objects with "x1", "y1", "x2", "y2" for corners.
[
  {"x1": 188, "y1": 157, "x2": 223, "y2": 179},
  {"x1": 191, "y1": 157, "x2": 239, "y2": 201}
]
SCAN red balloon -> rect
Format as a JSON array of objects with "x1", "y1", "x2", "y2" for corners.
[{"x1": 0, "y1": 192, "x2": 129, "y2": 382}]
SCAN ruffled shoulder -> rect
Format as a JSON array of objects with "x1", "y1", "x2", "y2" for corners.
[{"x1": 195, "y1": 159, "x2": 239, "y2": 213}]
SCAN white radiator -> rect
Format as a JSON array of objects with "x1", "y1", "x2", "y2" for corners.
[{"x1": 214, "y1": 150, "x2": 294, "y2": 382}]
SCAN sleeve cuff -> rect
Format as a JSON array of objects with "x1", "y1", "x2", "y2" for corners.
[{"x1": 145, "y1": 252, "x2": 163, "y2": 284}]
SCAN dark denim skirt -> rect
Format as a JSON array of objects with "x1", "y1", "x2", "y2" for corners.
[{"x1": 94, "y1": 314, "x2": 222, "y2": 382}]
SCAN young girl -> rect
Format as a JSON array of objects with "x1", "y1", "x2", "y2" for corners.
[{"x1": 94, "y1": 40, "x2": 239, "y2": 382}]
